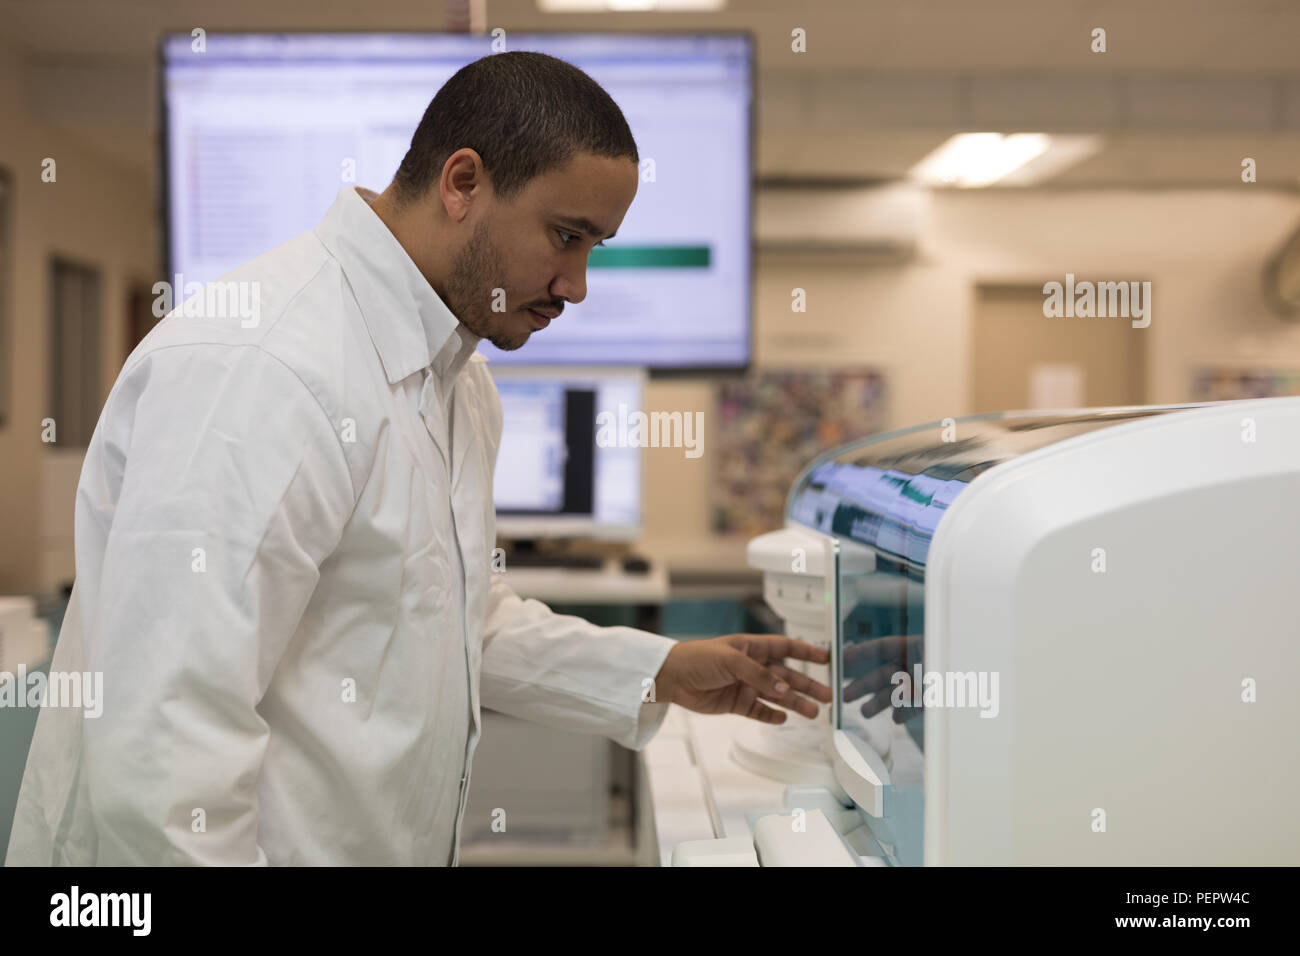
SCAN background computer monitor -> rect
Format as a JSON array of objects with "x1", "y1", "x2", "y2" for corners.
[
  {"x1": 491, "y1": 367, "x2": 644, "y2": 541},
  {"x1": 160, "y1": 32, "x2": 753, "y2": 371}
]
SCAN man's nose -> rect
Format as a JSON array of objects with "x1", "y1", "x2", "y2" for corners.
[{"x1": 552, "y1": 260, "x2": 587, "y2": 306}]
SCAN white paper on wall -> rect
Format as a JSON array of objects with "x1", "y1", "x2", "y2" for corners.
[{"x1": 1029, "y1": 363, "x2": 1085, "y2": 410}]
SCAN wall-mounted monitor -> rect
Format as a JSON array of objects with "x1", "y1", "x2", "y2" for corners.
[{"x1": 160, "y1": 32, "x2": 753, "y2": 372}]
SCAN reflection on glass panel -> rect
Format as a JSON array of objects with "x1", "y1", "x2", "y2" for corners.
[{"x1": 836, "y1": 544, "x2": 926, "y2": 865}]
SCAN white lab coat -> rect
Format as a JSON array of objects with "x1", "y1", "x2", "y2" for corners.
[{"x1": 6, "y1": 186, "x2": 675, "y2": 866}]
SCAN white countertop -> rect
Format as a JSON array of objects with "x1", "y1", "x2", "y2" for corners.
[
  {"x1": 501, "y1": 559, "x2": 670, "y2": 605},
  {"x1": 641, "y1": 706, "x2": 792, "y2": 866}
]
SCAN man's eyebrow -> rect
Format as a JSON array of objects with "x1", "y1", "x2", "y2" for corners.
[{"x1": 555, "y1": 215, "x2": 617, "y2": 241}]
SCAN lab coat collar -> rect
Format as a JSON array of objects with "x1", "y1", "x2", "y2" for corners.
[
  {"x1": 434, "y1": 324, "x2": 484, "y2": 385},
  {"x1": 315, "y1": 186, "x2": 485, "y2": 386}
]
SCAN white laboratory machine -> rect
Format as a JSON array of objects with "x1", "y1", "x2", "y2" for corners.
[{"x1": 666, "y1": 399, "x2": 1300, "y2": 866}]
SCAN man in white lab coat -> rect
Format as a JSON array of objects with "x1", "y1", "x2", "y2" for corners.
[{"x1": 7, "y1": 51, "x2": 829, "y2": 866}]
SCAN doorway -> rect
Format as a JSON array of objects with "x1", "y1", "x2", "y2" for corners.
[{"x1": 972, "y1": 282, "x2": 1148, "y2": 413}]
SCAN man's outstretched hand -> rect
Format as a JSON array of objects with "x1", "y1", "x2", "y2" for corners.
[{"x1": 654, "y1": 634, "x2": 832, "y2": 724}]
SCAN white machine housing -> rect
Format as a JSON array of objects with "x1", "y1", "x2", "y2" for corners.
[
  {"x1": 924, "y1": 399, "x2": 1299, "y2": 864},
  {"x1": 729, "y1": 399, "x2": 1300, "y2": 865}
]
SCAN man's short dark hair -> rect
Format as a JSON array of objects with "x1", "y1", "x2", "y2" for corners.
[{"x1": 391, "y1": 51, "x2": 639, "y2": 204}]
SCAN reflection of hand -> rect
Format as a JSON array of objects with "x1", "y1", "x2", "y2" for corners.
[{"x1": 841, "y1": 634, "x2": 924, "y2": 723}]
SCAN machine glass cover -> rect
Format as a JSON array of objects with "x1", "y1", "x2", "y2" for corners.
[
  {"x1": 788, "y1": 410, "x2": 1169, "y2": 569},
  {"x1": 789, "y1": 408, "x2": 1182, "y2": 864}
]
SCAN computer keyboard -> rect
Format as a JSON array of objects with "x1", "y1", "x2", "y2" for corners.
[{"x1": 502, "y1": 552, "x2": 606, "y2": 570}]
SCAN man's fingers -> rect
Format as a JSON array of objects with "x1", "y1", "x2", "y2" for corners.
[
  {"x1": 757, "y1": 685, "x2": 822, "y2": 719},
  {"x1": 727, "y1": 633, "x2": 830, "y2": 665},
  {"x1": 725, "y1": 648, "x2": 793, "y2": 699},
  {"x1": 778, "y1": 638, "x2": 830, "y2": 665},
  {"x1": 715, "y1": 637, "x2": 833, "y2": 722},
  {"x1": 740, "y1": 697, "x2": 787, "y2": 725},
  {"x1": 751, "y1": 664, "x2": 831, "y2": 719},
  {"x1": 770, "y1": 663, "x2": 833, "y2": 704}
]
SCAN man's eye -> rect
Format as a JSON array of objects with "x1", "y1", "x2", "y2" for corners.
[{"x1": 557, "y1": 229, "x2": 579, "y2": 245}]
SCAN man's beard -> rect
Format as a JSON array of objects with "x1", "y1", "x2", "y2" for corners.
[{"x1": 444, "y1": 219, "x2": 525, "y2": 351}]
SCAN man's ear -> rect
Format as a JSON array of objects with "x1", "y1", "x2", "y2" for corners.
[{"x1": 439, "y1": 149, "x2": 487, "y2": 224}]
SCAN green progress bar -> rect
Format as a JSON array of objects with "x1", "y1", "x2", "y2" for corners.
[{"x1": 589, "y1": 245, "x2": 711, "y2": 268}]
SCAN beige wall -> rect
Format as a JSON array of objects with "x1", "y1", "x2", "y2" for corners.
[
  {"x1": 639, "y1": 188, "x2": 1300, "y2": 571},
  {"x1": 4, "y1": 33, "x2": 1299, "y2": 587},
  {"x1": 0, "y1": 40, "x2": 157, "y2": 593}
]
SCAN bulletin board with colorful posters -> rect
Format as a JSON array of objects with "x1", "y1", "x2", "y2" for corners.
[
  {"x1": 712, "y1": 369, "x2": 888, "y2": 537},
  {"x1": 1190, "y1": 368, "x2": 1300, "y2": 401}
]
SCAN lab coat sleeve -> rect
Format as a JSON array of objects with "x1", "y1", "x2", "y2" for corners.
[
  {"x1": 479, "y1": 576, "x2": 677, "y2": 750},
  {"x1": 83, "y1": 343, "x2": 355, "y2": 865}
]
